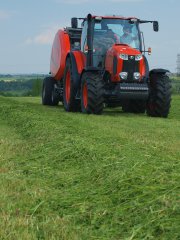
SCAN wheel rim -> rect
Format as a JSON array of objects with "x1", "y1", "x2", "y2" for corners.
[
  {"x1": 65, "y1": 70, "x2": 71, "y2": 103},
  {"x1": 83, "y1": 82, "x2": 88, "y2": 108}
]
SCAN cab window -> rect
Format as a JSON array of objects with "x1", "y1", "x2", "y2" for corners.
[{"x1": 81, "y1": 21, "x2": 88, "y2": 52}]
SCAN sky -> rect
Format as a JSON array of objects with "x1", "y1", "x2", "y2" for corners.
[{"x1": 0, "y1": 0, "x2": 179, "y2": 74}]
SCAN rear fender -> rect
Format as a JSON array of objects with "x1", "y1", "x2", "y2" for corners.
[
  {"x1": 73, "y1": 51, "x2": 86, "y2": 74},
  {"x1": 66, "y1": 51, "x2": 85, "y2": 91}
]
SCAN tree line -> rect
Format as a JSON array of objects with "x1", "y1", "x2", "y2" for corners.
[
  {"x1": 0, "y1": 76, "x2": 179, "y2": 97},
  {"x1": 0, "y1": 78, "x2": 43, "y2": 96}
]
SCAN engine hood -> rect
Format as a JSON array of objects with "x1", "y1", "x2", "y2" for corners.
[
  {"x1": 105, "y1": 43, "x2": 146, "y2": 82},
  {"x1": 109, "y1": 44, "x2": 141, "y2": 56}
]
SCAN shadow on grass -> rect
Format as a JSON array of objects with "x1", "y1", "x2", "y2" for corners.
[
  {"x1": 6, "y1": 97, "x2": 179, "y2": 120},
  {"x1": 102, "y1": 109, "x2": 147, "y2": 118}
]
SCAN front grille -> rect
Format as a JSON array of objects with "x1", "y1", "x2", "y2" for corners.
[
  {"x1": 122, "y1": 56, "x2": 139, "y2": 82},
  {"x1": 104, "y1": 82, "x2": 149, "y2": 100},
  {"x1": 120, "y1": 83, "x2": 148, "y2": 92}
]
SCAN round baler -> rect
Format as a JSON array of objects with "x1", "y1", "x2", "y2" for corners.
[{"x1": 50, "y1": 30, "x2": 71, "y2": 81}]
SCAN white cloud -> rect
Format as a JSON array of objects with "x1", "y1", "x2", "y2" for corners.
[
  {"x1": 0, "y1": 10, "x2": 10, "y2": 20},
  {"x1": 25, "y1": 25, "x2": 60, "y2": 45},
  {"x1": 25, "y1": 38, "x2": 33, "y2": 45}
]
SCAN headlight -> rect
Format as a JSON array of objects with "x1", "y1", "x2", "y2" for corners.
[
  {"x1": 134, "y1": 72, "x2": 141, "y2": 80},
  {"x1": 120, "y1": 72, "x2": 128, "y2": 80},
  {"x1": 119, "y1": 54, "x2": 128, "y2": 60},
  {"x1": 135, "y1": 54, "x2": 143, "y2": 61}
]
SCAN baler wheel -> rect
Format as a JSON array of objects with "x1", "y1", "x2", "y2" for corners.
[{"x1": 42, "y1": 77, "x2": 59, "y2": 106}]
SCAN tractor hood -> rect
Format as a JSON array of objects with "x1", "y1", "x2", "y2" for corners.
[
  {"x1": 105, "y1": 44, "x2": 145, "y2": 82},
  {"x1": 109, "y1": 43, "x2": 141, "y2": 57}
]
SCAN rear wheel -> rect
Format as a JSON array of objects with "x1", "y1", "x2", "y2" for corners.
[
  {"x1": 42, "y1": 77, "x2": 59, "y2": 106},
  {"x1": 63, "y1": 59, "x2": 80, "y2": 111},
  {"x1": 146, "y1": 74, "x2": 171, "y2": 118},
  {"x1": 81, "y1": 72, "x2": 104, "y2": 114}
]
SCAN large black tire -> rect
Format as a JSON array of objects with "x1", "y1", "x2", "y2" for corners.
[
  {"x1": 146, "y1": 74, "x2": 171, "y2": 118},
  {"x1": 81, "y1": 72, "x2": 104, "y2": 114},
  {"x1": 122, "y1": 100, "x2": 146, "y2": 113},
  {"x1": 63, "y1": 59, "x2": 80, "y2": 112},
  {"x1": 42, "y1": 77, "x2": 59, "y2": 106}
]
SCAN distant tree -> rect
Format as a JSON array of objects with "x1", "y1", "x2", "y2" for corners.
[
  {"x1": 31, "y1": 78, "x2": 43, "y2": 96},
  {"x1": 0, "y1": 77, "x2": 44, "y2": 96}
]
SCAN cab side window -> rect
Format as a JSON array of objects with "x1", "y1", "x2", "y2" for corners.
[{"x1": 81, "y1": 21, "x2": 88, "y2": 52}]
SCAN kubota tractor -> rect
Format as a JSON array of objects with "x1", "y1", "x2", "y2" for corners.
[{"x1": 42, "y1": 14, "x2": 171, "y2": 117}]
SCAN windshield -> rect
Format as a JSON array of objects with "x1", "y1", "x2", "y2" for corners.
[{"x1": 94, "y1": 19, "x2": 140, "y2": 49}]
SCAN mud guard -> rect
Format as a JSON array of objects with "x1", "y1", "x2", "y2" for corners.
[
  {"x1": 143, "y1": 56, "x2": 149, "y2": 79},
  {"x1": 150, "y1": 68, "x2": 170, "y2": 76},
  {"x1": 66, "y1": 52, "x2": 82, "y2": 94}
]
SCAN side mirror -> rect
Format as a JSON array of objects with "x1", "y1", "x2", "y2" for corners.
[
  {"x1": 148, "y1": 47, "x2": 152, "y2": 55},
  {"x1": 84, "y1": 44, "x2": 88, "y2": 53},
  {"x1": 71, "y1": 18, "x2": 78, "y2": 28},
  {"x1": 153, "y1": 21, "x2": 159, "y2": 32}
]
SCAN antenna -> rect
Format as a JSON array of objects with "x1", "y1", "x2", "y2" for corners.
[{"x1": 177, "y1": 54, "x2": 180, "y2": 76}]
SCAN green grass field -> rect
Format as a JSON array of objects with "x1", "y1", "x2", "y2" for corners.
[{"x1": 0, "y1": 96, "x2": 179, "y2": 240}]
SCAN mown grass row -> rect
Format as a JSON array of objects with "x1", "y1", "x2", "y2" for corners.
[{"x1": 0, "y1": 96, "x2": 179, "y2": 239}]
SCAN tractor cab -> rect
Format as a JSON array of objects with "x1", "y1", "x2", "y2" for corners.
[
  {"x1": 81, "y1": 17, "x2": 141, "y2": 68},
  {"x1": 78, "y1": 15, "x2": 159, "y2": 85}
]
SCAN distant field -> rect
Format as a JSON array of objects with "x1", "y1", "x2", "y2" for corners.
[
  {"x1": 0, "y1": 75, "x2": 44, "y2": 96},
  {"x1": 171, "y1": 76, "x2": 180, "y2": 94},
  {"x1": 172, "y1": 76, "x2": 180, "y2": 81},
  {"x1": 0, "y1": 75, "x2": 45, "y2": 81},
  {"x1": 0, "y1": 96, "x2": 179, "y2": 239},
  {"x1": 0, "y1": 74, "x2": 179, "y2": 96}
]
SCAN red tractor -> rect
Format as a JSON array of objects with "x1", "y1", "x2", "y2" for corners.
[{"x1": 42, "y1": 14, "x2": 171, "y2": 117}]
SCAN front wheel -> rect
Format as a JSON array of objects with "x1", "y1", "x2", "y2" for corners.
[
  {"x1": 81, "y1": 72, "x2": 104, "y2": 114},
  {"x1": 146, "y1": 74, "x2": 171, "y2": 118}
]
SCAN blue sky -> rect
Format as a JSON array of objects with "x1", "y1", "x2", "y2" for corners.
[{"x1": 0, "y1": 0, "x2": 179, "y2": 74}]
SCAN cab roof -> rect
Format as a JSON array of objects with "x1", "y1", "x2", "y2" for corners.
[{"x1": 92, "y1": 15, "x2": 138, "y2": 20}]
